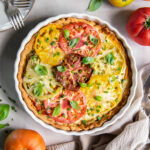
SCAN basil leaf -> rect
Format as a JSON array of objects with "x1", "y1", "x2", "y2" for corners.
[
  {"x1": 33, "y1": 82, "x2": 43, "y2": 97},
  {"x1": 0, "y1": 104, "x2": 10, "y2": 121},
  {"x1": 64, "y1": 29, "x2": 70, "y2": 40},
  {"x1": 69, "y1": 37, "x2": 80, "y2": 48},
  {"x1": 52, "y1": 104, "x2": 61, "y2": 116},
  {"x1": 94, "y1": 96, "x2": 102, "y2": 101},
  {"x1": 70, "y1": 101, "x2": 79, "y2": 110},
  {"x1": 57, "y1": 65, "x2": 66, "y2": 72},
  {"x1": 89, "y1": 34, "x2": 99, "y2": 45},
  {"x1": 0, "y1": 123, "x2": 9, "y2": 129},
  {"x1": 79, "y1": 82, "x2": 87, "y2": 88},
  {"x1": 82, "y1": 57, "x2": 94, "y2": 64},
  {"x1": 106, "y1": 53, "x2": 115, "y2": 65},
  {"x1": 34, "y1": 64, "x2": 48, "y2": 76},
  {"x1": 88, "y1": 0, "x2": 103, "y2": 12}
]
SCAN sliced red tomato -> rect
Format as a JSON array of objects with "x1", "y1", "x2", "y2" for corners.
[
  {"x1": 59, "y1": 22, "x2": 101, "y2": 57},
  {"x1": 44, "y1": 90, "x2": 87, "y2": 123}
]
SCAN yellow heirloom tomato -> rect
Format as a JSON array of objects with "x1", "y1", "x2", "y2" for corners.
[{"x1": 109, "y1": 0, "x2": 134, "y2": 7}]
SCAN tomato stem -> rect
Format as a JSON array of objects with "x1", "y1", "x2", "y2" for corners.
[{"x1": 145, "y1": 17, "x2": 150, "y2": 29}]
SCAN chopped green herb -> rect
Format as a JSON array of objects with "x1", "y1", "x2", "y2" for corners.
[
  {"x1": 67, "y1": 108, "x2": 71, "y2": 111},
  {"x1": 104, "y1": 91, "x2": 108, "y2": 93},
  {"x1": 33, "y1": 82, "x2": 43, "y2": 97},
  {"x1": 34, "y1": 64, "x2": 48, "y2": 76},
  {"x1": 32, "y1": 55, "x2": 38, "y2": 61},
  {"x1": 52, "y1": 104, "x2": 61, "y2": 116},
  {"x1": 69, "y1": 37, "x2": 80, "y2": 48},
  {"x1": 94, "y1": 96, "x2": 102, "y2": 101},
  {"x1": 70, "y1": 101, "x2": 79, "y2": 110},
  {"x1": 121, "y1": 79, "x2": 126, "y2": 83},
  {"x1": 118, "y1": 67, "x2": 121, "y2": 71},
  {"x1": 57, "y1": 65, "x2": 66, "y2": 72},
  {"x1": 8, "y1": 97, "x2": 16, "y2": 103},
  {"x1": 102, "y1": 47, "x2": 104, "y2": 50},
  {"x1": 53, "y1": 52, "x2": 60, "y2": 57},
  {"x1": 11, "y1": 106, "x2": 17, "y2": 112},
  {"x1": 38, "y1": 40, "x2": 41, "y2": 44},
  {"x1": 49, "y1": 28, "x2": 53, "y2": 32},
  {"x1": 74, "y1": 49, "x2": 80, "y2": 52},
  {"x1": 64, "y1": 29, "x2": 70, "y2": 40},
  {"x1": 63, "y1": 114, "x2": 66, "y2": 118},
  {"x1": 82, "y1": 120, "x2": 86, "y2": 125},
  {"x1": 78, "y1": 82, "x2": 87, "y2": 88},
  {"x1": 90, "y1": 108, "x2": 94, "y2": 111},
  {"x1": 106, "y1": 53, "x2": 115, "y2": 65},
  {"x1": 50, "y1": 41, "x2": 55, "y2": 46},
  {"x1": 38, "y1": 110, "x2": 42, "y2": 114},
  {"x1": 96, "y1": 109, "x2": 100, "y2": 113},
  {"x1": 84, "y1": 41, "x2": 88, "y2": 45},
  {"x1": 60, "y1": 94, "x2": 65, "y2": 98},
  {"x1": 3, "y1": 89, "x2": 6, "y2": 93},
  {"x1": 104, "y1": 114, "x2": 107, "y2": 117},
  {"x1": 46, "y1": 37, "x2": 49, "y2": 43},
  {"x1": 78, "y1": 26, "x2": 82, "y2": 30},
  {"x1": 97, "y1": 116, "x2": 101, "y2": 121},
  {"x1": 82, "y1": 57, "x2": 94, "y2": 64},
  {"x1": 110, "y1": 76, "x2": 116, "y2": 83},
  {"x1": 89, "y1": 34, "x2": 99, "y2": 45}
]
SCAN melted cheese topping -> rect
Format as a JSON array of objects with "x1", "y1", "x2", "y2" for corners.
[
  {"x1": 23, "y1": 53, "x2": 62, "y2": 100},
  {"x1": 34, "y1": 24, "x2": 65, "y2": 66},
  {"x1": 80, "y1": 75, "x2": 122, "y2": 122},
  {"x1": 23, "y1": 23, "x2": 129, "y2": 125}
]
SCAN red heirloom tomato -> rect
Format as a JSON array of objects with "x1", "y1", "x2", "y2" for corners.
[
  {"x1": 127, "y1": 7, "x2": 150, "y2": 46},
  {"x1": 44, "y1": 90, "x2": 87, "y2": 123}
]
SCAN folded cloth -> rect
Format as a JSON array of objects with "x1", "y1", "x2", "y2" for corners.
[{"x1": 47, "y1": 64, "x2": 150, "y2": 150}]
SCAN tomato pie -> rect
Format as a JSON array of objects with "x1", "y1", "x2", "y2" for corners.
[{"x1": 17, "y1": 18, "x2": 132, "y2": 131}]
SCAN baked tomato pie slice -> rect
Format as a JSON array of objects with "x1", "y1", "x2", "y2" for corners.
[
  {"x1": 43, "y1": 90, "x2": 87, "y2": 123},
  {"x1": 59, "y1": 22, "x2": 101, "y2": 57}
]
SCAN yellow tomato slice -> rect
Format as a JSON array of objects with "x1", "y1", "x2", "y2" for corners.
[
  {"x1": 80, "y1": 75, "x2": 122, "y2": 116},
  {"x1": 34, "y1": 24, "x2": 65, "y2": 66}
]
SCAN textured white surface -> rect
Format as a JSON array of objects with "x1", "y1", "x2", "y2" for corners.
[{"x1": 0, "y1": 0, "x2": 150, "y2": 148}]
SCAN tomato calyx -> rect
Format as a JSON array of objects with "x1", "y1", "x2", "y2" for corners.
[{"x1": 145, "y1": 18, "x2": 150, "y2": 29}]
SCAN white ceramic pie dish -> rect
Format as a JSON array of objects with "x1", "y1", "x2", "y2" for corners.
[{"x1": 14, "y1": 13, "x2": 137, "y2": 135}]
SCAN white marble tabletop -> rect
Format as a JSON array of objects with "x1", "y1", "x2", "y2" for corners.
[{"x1": 0, "y1": 0, "x2": 150, "y2": 148}]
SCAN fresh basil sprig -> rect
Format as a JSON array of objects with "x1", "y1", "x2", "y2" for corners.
[
  {"x1": 88, "y1": 0, "x2": 103, "y2": 12},
  {"x1": 52, "y1": 104, "x2": 61, "y2": 116},
  {"x1": 70, "y1": 101, "x2": 79, "y2": 110},
  {"x1": 64, "y1": 29, "x2": 70, "y2": 40},
  {"x1": 69, "y1": 37, "x2": 80, "y2": 48},
  {"x1": 89, "y1": 34, "x2": 99, "y2": 45},
  {"x1": 33, "y1": 82, "x2": 43, "y2": 97},
  {"x1": 0, "y1": 104, "x2": 10, "y2": 121},
  {"x1": 82, "y1": 57, "x2": 94, "y2": 64},
  {"x1": 34, "y1": 64, "x2": 48, "y2": 76}
]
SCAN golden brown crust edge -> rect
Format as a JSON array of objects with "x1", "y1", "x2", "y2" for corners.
[{"x1": 17, "y1": 17, "x2": 132, "y2": 131}]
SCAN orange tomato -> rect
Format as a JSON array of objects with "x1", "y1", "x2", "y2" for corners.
[{"x1": 4, "y1": 129, "x2": 46, "y2": 150}]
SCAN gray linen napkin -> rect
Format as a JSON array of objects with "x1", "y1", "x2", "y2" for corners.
[{"x1": 47, "y1": 64, "x2": 150, "y2": 150}]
